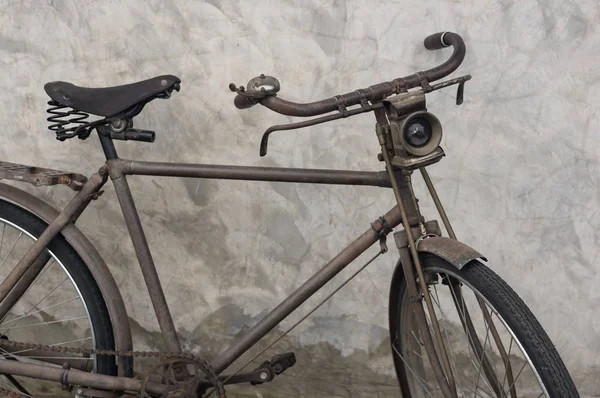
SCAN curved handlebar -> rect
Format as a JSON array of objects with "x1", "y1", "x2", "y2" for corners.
[{"x1": 234, "y1": 32, "x2": 465, "y2": 117}]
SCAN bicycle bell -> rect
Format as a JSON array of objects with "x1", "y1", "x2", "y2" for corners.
[{"x1": 246, "y1": 74, "x2": 280, "y2": 96}]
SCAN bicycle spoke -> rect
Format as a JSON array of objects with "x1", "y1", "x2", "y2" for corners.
[
  {"x1": 501, "y1": 338, "x2": 514, "y2": 390},
  {"x1": 391, "y1": 341, "x2": 434, "y2": 397},
  {"x1": 50, "y1": 337, "x2": 92, "y2": 347},
  {"x1": 0, "y1": 276, "x2": 70, "y2": 334},
  {"x1": 1, "y1": 295, "x2": 78, "y2": 326},
  {"x1": 0, "y1": 224, "x2": 6, "y2": 258},
  {"x1": 474, "y1": 318, "x2": 492, "y2": 397},
  {"x1": 432, "y1": 283, "x2": 464, "y2": 394},
  {"x1": 400, "y1": 276, "x2": 499, "y2": 398},
  {"x1": 447, "y1": 274, "x2": 497, "y2": 396},
  {"x1": 502, "y1": 361, "x2": 529, "y2": 398},
  {"x1": 0, "y1": 259, "x2": 55, "y2": 325},
  {"x1": 0, "y1": 316, "x2": 87, "y2": 331},
  {"x1": 0, "y1": 232, "x2": 23, "y2": 270}
]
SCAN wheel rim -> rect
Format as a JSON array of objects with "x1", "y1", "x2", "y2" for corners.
[
  {"x1": 0, "y1": 217, "x2": 99, "y2": 396},
  {"x1": 395, "y1": 265, "x2": 551, "y2": 398}
]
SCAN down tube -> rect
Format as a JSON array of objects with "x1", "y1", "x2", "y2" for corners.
[{"x1": 211, "y1": 205, "x2": 403, "y2": 374}]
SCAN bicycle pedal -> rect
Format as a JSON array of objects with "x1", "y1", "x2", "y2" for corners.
[
  {"x1": 249, "y1": 352, "x2": 296, "y2": 385},
  {"x1": 269, "y1": 352, "x2": 296, "y2": 374}
]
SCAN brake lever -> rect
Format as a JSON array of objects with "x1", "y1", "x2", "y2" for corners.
[
  {"x1": 426, "y1": 74, "x2": 471, "y2": 105},
  {"x1": 259, "y1": 102, "x2": 383, "y2": 156},
  {"x1": 456, "y1": 81, "x2": 465, "y2": 105}
]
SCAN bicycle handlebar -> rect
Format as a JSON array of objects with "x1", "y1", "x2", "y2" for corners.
[{"x1": 233, "y1": 32, "x2": 466, "y2": 117}]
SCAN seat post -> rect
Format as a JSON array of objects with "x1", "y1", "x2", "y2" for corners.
[{"x1": 98, "y1": 127, "x2": 119, "y2": 160}]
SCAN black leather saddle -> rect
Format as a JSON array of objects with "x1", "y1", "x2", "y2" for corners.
[{"x1": 44, "y1": 75, "x2": 181, "y2": 117}]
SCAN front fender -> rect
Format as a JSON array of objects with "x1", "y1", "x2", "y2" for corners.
[
  {"x1": 417, "y1": 236, "x2": 486, "y2": 269},
  {"x1": 0, "y1": 182, "x2": 133, "y2": 375},
  {"x1": 393, "y1": 221, "x2": 486, "y2": 270}
]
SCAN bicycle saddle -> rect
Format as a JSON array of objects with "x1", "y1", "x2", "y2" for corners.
[{"x1": 44, "y1": 75, "x2": 181, "y2": 117}]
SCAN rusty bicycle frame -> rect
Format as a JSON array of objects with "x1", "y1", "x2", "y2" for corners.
[{"x1": 0, "y1": 31, "x2": 509, "y2": 397}]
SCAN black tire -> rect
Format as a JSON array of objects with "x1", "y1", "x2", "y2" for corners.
[
  {"x1": 0, "y1": 199, "x2": 117, "y2": 377},
  {"x1": 389, "y1": 254, "x2": 579, "y2": 397}
]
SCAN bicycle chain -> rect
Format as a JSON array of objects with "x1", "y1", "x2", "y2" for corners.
[{"x1": 0, "y1": 339, "x2": 226, "y2": 398}]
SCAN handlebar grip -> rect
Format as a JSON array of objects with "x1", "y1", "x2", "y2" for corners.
[
  {"x1": 424, "y1": 32, "x2": 451, "y2": 50},
  {"x1": 234, "y1": 95, "x2": 259, "y2": 109}
]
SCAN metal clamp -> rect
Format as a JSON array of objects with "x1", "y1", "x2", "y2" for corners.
[
  {"x1": 371, "y1": 216, "x2": 393, "y2": 237},
  {"x1": 415, "y1": 233, "x2": 439, "y2": 248},
  {"x1": 415, "y1": 71, "x2": 433, "y2": 92},
  {"x1": 371, "y1": 216, "x2": 393, "y2": 254},
  {"x1": 334, "y1": 95, "x2": 349, "y2": 117},
  {"x1": 391, "y1": 78, "x2": 408, "y2": 94},
  {"x1": 354, "y1": 89, "x2": 370, "y2": 110},
  {"x1": 60, "y1": 362, "x2": 72, "y2": 391}
]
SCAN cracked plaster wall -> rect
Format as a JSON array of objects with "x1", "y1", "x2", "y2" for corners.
[{"x1": 1, "y1": 0, "x2": 599, "y2": 396}]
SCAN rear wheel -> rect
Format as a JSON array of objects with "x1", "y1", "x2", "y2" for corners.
[
  {"x1": 389, "y1": 254, "x2": 579, "y2": 397},
  {"x1": 0, "y1": 199, "x2": 117, "y2": 396}
]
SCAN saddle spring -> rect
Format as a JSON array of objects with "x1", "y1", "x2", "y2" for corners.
[{"x1": 46, "y1": 100, "x2": 98, "y2": 141}]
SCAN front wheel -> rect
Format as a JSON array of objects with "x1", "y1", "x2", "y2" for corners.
[{"x1": 389, "y1": 254, "x2": 579, "y2": 398}]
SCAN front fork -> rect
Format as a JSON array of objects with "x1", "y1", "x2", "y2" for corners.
[
  {"x1": 374, "y1": 112, "x2": 458, "y2": 398},
  {"x1": 375, "y1": 112, "x2": 514, "y2": 398}
]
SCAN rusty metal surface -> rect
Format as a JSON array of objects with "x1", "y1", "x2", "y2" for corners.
[
  {"x1": 211, "y1": 204, "x2": 403, "y2": 374},
  {"x1": 108, "y1": 158, "x2": 394, "y2": 187},
  {"x1": 420, "y1": 167, "x2": 457, "y2": 240},
  {"x1": 393, "y1": 220, "x2": 442, "y2": 249},
  {"x1": 0, "y1": 161, "x2": 87, "y2": 191},
  {"x1": 417, "y1": 236, "x2": 486, "y2": 269},
  {"x1": 0, "y1": 182, "x2": 134, "y2": 376},
  {"x1": 0, "y1": 30, "x2": 476, "y2": 396},
  {"x1": 396, "y1": 247, "x2": 455, "y2": 397},
  {"x1": 0, "y1": 252, "x2": 52, "y2": 322},
  {"x1": 382, "y1": 91, "x2": 426, "y2": 120},
  {"x1": 0, "y1": 346, "x2": 91, "y2": 372},
  {"x1": 0, "y1": 169, "x2": 108, "y2": 306},
  {"x1": 249, "y1": 32, "x2": 466, "y2": 117},
  {"x1": 376, "y1": 112, "x2": 457, "y2": 396},
  {"x1": 0, "y1": 338, "x2": 225, "y2": 397},
  {"x1": 112, "y1": 174, "x2": 183, "y2": 355}
]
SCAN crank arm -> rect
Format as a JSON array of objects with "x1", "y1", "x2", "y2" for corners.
[{"x1": 200, "y1": 352, "x2": 296, "y2": 387}]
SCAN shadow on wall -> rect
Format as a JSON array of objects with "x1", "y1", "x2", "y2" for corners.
[{"x1": 129, "y1": 303, "x2": 399, "y2": 398}]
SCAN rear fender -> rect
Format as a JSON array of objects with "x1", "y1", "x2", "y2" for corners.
[{"x1": 0, "y1": 182, "x2": 133, "y2": 376}]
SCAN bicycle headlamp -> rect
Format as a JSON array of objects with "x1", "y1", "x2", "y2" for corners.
[{"x1": 398, "y1": 111, "x2": 442, "y2": 156}]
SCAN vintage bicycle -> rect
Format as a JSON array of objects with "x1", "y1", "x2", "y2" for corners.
[{"x1": 0, "y1": 32, "x2": 579, "y2": 397}]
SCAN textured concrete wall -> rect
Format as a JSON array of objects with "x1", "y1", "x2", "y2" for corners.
[{"x1": 1, "y1": 0, "x2": 599, "y2": 396}]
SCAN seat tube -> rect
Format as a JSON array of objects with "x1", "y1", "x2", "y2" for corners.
[
  {"x1": 98, "y1": 127, "x2": 119, "y2": 160},
  {"x1": 109, "y1": 170, "x2": 182, "y2": 353},
  {"x1": 104, "y1": 130, "x2": 181, "y2": 353}
]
